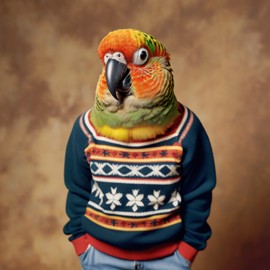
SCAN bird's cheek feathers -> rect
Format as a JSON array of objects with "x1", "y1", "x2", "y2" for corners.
[{"x1": 97, "y1": 63, "x2": 164, "y2": 101}]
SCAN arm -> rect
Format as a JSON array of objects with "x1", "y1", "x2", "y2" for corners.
[
  {"x1": 63, "y1": 115, "x2": 92, "y2": 255},
  {"x1": 178, "y1": 113, "x2": 216, "y2": 262}
]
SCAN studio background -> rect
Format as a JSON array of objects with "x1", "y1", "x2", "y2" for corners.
[{"x1": 0, "y1": 0, "x2": 269, "y2": 269}]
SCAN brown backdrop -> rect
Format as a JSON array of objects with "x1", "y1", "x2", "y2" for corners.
[{"x1": 1, "y1": 0, "x2": 269, "y2": 269}]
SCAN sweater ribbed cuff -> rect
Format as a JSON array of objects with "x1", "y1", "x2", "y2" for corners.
[
  {"x1": 71, "y1": 234, "x2": 89, "y2": 256},
  {"x1": 178, "y1": 241, "x2": 198, "y2": 262},
  {"x1": 72, "y1": 235, "x2": 198, "y2": 261}
]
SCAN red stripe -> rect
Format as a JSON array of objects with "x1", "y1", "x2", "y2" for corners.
[
  {"x1": 86, "y1": 147, "x2": 183, "y2": 160},
  {"x1": 178, "y1": 241, "x2": 198, "y2": 262},
  {"x1": 86, "y1": 234, "x2": 178, "y2": 260},
  {"x1": 71, "y1": 234, "x2": 89, "y2": 256},
  {"x1": 93, "y1": 175, "x2": 180, "y2": 183},
  {"x1": 72, "y1": 234, "x2": 178, "y2": 259},
  {"x1": 179, "y1": 111, "x2": 194, "y2": 145},
  {"x1": 71, "y1": 234, "x2": 198, "y2": 262},
  {"x1": 79, "y1": 114, "x2": 92, "y2": 143}
]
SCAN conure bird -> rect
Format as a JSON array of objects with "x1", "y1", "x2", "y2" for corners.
[
  {"x1": 64, "y1": 29, "x2": 216, "y2": 263},
  {"x1": 90, "y1": 29, "x2": 180, "y2": 141}
]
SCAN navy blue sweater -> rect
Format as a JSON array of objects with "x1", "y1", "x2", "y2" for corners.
[{"x1": 63, "y1": 104, "x2": 216, "y2": 262}]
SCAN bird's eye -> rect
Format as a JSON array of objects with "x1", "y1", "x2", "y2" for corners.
[
  {"x1": 133, "y1": 48, "x2": 149, "y2": 65},
  {"x1": 104, "y1": 53, "x2": 112, "y2": 64}
]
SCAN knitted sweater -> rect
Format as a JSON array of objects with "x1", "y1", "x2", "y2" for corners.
[{"x1": 63, "y1": 104, "x2": 216, "y2": 262}]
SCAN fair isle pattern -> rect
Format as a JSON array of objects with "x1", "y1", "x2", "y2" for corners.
[
  {"x1": 91, "y1": 163, "x2": 180, "y2": 179},
  {"x1": 85, "y1": 143, "x2": 183, "y2": 163},
  {"x1": 80, "y1": 104, "x2": 193, "y2": 232},
  {"x1": 85, "y1": 143, "x2": 182, "y2": 182},
  {"x1": 85, "y1": 141, "x2": 183, "y2": 218}
]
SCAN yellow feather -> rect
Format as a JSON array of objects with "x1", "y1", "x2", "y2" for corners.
[{"x1": 94, "y1": 125, "x2": 169, "y2": 141}]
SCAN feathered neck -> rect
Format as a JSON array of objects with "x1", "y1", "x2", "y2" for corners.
[
  {"x1": 90, "y1": 120, "x2": 176, "y2": 142},
  {"x1": 90, "y1": 98, "x2": 180, "y2": 142}
]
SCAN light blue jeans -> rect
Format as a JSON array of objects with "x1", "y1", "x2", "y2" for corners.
[{"x1": 80, "y1": 245, "x2": 191, "y2": 270}]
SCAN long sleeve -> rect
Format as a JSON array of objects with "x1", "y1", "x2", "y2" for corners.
[
  {"x1": 63, "y1": 115, "x2": 92, "y2": 254},
  {"x1": 179, "y1": 112, "x2": 216, "y2": 261}
]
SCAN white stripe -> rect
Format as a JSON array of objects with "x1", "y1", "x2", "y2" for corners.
[
  {"x1": 92, "y1": 175, "x2": 180, "y2": 185},
  {"x1": 83, "y1": 106, "x2": 189, "y2": 147},
  {"x1": 87, "y1": 201, "x2": 180, "y2": 217},
  {"x1": 91, "y1": 163, "x2": 180, "y2": 178}
]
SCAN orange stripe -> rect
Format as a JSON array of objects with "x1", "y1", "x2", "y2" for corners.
[
  {"x1": 85, "y1": 207, "x2": 181, "y2": 231},
  {"x1": 85, "y1": 143, "x2": 183, "y2": 153}
]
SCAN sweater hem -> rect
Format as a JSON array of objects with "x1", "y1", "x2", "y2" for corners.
[
  {"x1": 73, "y1": 234, "x2": 180, "y2": 260},
  {"x1": 87, "y1": 234, "x2": 180, "y2": 260},
  {"x1": 71, "y1": 234, "x2": 89, "y2": 256},
  {"x1": 71, "y1": 235, "x2": 198, "y2": 262},
  {"x1": 178, "y1": 241, "x2": 198, "y2": 262}
]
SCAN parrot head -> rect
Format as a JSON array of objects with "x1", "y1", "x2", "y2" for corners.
[{"x1": 90, "y1": 29, "x2": 180, "y2": 141}]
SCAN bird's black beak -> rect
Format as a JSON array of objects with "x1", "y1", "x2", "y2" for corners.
[{"x1": 105, "y1": 59, "x2": 131, "y2": 102}]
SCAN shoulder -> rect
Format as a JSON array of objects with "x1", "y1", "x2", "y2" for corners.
[
  {"x1": 178, "y1": 103, "x2": 206, "y2": 145},
  {"x1": 69, "y1": 109, "x2": 93, "y2": 145},
  {"x1": 178, "y1": 104, "x2": 214, "y2": 162}
]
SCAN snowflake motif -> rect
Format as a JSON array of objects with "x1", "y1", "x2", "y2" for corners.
[
  {"x1": 148, "y1": 190, "x2": 166, "y2": 210},
  {"x1": 169, "y1": 189, "x2": 181, "y2": 207},
  {"x1": 126, "y1": 189, "x2": 144, "y2": 212},
  {"x1": 91, "y1": 182, "x2": 104, "y2": 205},
  {"x1": 105, "y1": 187, "x2": 123, "y2": 210}
]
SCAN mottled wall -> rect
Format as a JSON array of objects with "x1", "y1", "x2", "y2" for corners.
[{"x1": 0, "y1": 0, "x2": 269, "y2": 269}]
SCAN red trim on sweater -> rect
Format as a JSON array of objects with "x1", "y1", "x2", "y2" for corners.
[
  {"x1": 71, "y1": 234, "x2": 89, "y2": 256},
  {"x1": 72, "y1": 233, "x2": 179, "y2": 260},
  {"x1": 86, "y1": 234, "x2": 179, "y2": 260},
  {"x1": 178, "y1": 241, "x2": 198, "y2": 262},
  {"x1": 72, "y1": 234, "x2": 198, "y2": 262}
]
